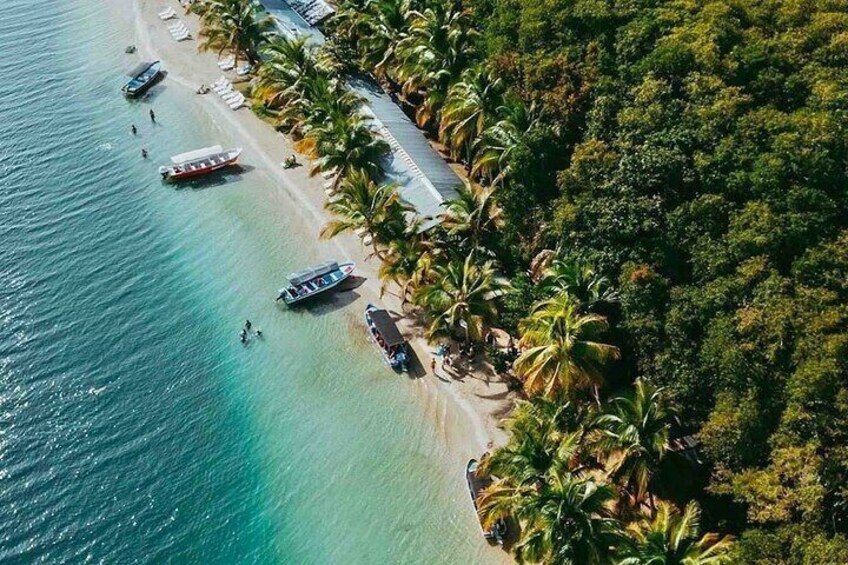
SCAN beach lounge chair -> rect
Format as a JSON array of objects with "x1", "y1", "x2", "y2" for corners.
[
  {"x1": 217, "y1": 56, "x2": 236, "y2": 71},
  {"x1": 167, "y1": 20, "x2": 186, "y2": 30},
  {"x1": 158, "y1": 7, "x2": 177, "y2": 19},
  {"x1": 236, "y1": 64, "x2": 252, "y2": 76},
  {"x1": 228, "y1": 95, "x2": 246, "y2": 110},
  {"x1": 173, "y1": 31, "x2": 192, "y2": 41},
  {"x1": 216, "y1": 84, "x2": 235, "y2": 97},
  {"x1": 221, "y1": 90, "x2": 242, "y2": 102}
]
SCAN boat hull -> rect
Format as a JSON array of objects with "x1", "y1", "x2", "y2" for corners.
[
  {"x1": 122, "y1": 61, "x2": 162, "y2": 98},
  {"x1": 364, "y1": 304, "x2": 409, "y2": 372},
  {"x1": 278, "y1": 262, "x2": 355, "y2": 305},
  {"x1": 163, "y1": 159, "x2": 237, "y2": 181},
  {"x1": 159, "y1": 148, "x2": 242, "y2": 182},
  {"x1": 466, "y1": 459, "x2": 506, "y2": 544}
]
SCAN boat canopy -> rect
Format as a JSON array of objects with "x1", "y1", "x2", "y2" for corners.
[
  {"x1": 287, "y1": 261, "x2": 339, "y2": 286},
  {"x1": 170, "y1": 145, "x2": 224, "y2": 164},
  {"x1": 127, "y1": 61, "x2": 157, "y2": 77},
  {"x1": 369, "y1": 309, "x2": 405, "y2": 347}
]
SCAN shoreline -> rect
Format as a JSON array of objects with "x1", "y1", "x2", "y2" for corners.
[{"x1": 132, "y1": 0, "x2": 513, "y2": 463}]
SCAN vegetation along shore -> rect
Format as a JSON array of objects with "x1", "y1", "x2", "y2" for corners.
[{"x1": 158, "y1": 0, "x2": 847, "y2": 562}]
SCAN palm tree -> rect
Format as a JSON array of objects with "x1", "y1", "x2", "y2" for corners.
[
  {"x1": 357, "y1": 0, "x2": 414, "y2": 77},
  {"x1": 481, "y1": 397, "x2": 595, "y2": 487},
  {"x1": 254, "y1": 36, "x2": 321, "y2": 111},
  {"x1": 514, "y1": 292, "x2": 620, "y2": 398},
  {"x1": 439, "y1": 179, "x2": 502, "y2": 253},
  {"x1": 304, "y1": 115, "x2": 389, "y2": 183},
  {"x1": 480, "y1": 467, "x2": 622, "y2": 565},
  {"x1": 197, "y1": 0, "x2": 275, "y2": 66},
  {"x1": 616, "y1": 502, "x2": 735, "y2": 564},
  {"x1": 594, "y1": 380, "x2": 677, "y2": 512},
  {"x1": 320, "y1": 170, "x2": 409, "y2": 259},
  {"x1": 541, "y1": 259, "x2": 620, "y2": 311},
  {"x1": 472, "y1": 99, "x2": 536, "y2": 185},
  {"x1": 395, "y1": 3, "x2": 479, "y2": 127},
  {"x1": 377, "y1": 231, "x2": 434, "y2": 304},
  {"x1": 439, "y1": 66, "x2": 504, "y2": 163},
  {"x1": 412, "y1": 253, "x2": 508, "y2": 345}
]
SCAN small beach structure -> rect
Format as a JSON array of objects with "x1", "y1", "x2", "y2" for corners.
[
  {"x1": 286, "y1": 0, "x2": 335, "y2": 25},
  {"x1": 121, "y1": 61, "x2": 162, "y2": 98},
  {"x1": 364, "y1": 305, "x2": 409, "y2": 372},
  {"x1": 276, "y1": 261, "x2": 355, "y2": 305},
  {"x1": 466, "y1": 459, "x2": 507, "y2": 545},
  {"x1": 158, "y1": 145, "x2": 242, "y2": 181}
]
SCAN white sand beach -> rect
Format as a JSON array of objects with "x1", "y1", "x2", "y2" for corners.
[{"x1": 131, "y1": 0, "x2": 516, "y2": 464}]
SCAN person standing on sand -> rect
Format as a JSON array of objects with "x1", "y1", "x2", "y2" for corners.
[
  {"x1": 430, "y1": 357, "x2": 437, "y2": 375},
  {"x1": 149, "y1": 108, "x2": 156, "y2": 123}
]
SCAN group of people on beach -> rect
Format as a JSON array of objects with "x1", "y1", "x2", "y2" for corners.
[
  {"x1": 131, "y1": 108, "x2": 157, "y2": 159},
  {"x1": 240, "y1": 319, "x2": 262, "y2": 344}
]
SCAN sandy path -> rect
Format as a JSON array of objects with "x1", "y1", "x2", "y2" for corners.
[{"x1": 132, "y1": 0, "x2": 515, "y2": 458}]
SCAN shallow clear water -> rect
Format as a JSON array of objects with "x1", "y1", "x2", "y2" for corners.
[{"x1": 0, "y1": 1, "x2": 498, "y2": 562}]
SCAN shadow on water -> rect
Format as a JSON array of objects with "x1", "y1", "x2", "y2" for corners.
[
  {"x1": 165, "y1": 165, "x2": 255, "y2": 191},
  {"x1": 275, "y1": 287, "x2": 363, "y2": 316}
]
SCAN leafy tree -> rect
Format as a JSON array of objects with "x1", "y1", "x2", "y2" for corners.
[
  {"x1": 412, "y1": 253, "x2": 508, "y2": 344},
  {"x1": 617, "y1": 502, "x2": 736, "y2": 565},
  {"x1": 594, "y1": 380, "x2": 677, "y2": 511},
  {"x1": 514, "y1": 292, "x2": 620, "y2": 398},
  {"x1": 196, "y1": 0, "x2": 274, "y2": 65},
  {"x1": 320, "y1": 170, "x2": 409, "y2": 259}
]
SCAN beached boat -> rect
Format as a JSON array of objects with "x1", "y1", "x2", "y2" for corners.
[
  {"x1": 122, "y1": 61, "x2": 161, "y2": 97},
  {"x1": 466, "y1": 459, "x2": 507, "y2": 545},
  {"x1": 158, "y1": 145, "x2": 242, "y2": 181},
  {"x1": 364, "y1": 304, "x2": 409, "y2": 372},
  {"x1": 276, "y1": 261, "x2": 355, "y2": 305}
]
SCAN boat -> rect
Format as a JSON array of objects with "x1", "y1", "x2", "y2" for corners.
[
  {"x1": 364, "y1": 304, "x2": 409, "y2": 372},
  {"x1": 466, "y1": 459, "x2": 507, "y2": 545},
  {"x1": 122, "y1": 60, "x2": 161, "y2": 97},
  {"x1": 158, "y1": 145, "x2": 242, "y2": 181},
  {"x1": 275, "y1": 261, "x2": 355, "y2": 305}
]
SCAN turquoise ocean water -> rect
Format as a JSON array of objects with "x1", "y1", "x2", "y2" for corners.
[{"x1": 0, "y1": 1, "x2": 498, "y2": 562}]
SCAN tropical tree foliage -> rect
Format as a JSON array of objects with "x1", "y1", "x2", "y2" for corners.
[
  {"x1": 195, "y1": 0, "x2": 274, "y2": 65},
  {"x1": 412, "y1": 253, "x2": 508, "y2": 344},
  {"x1": 514, "y1": 292, "x2": 620, "y2": 398},
  {"x1": 223, "y1": 0, "x2": 848, "y2": 557},
  {"x1": 617, "y1": 502, "x2": 736, "y2": 565}
]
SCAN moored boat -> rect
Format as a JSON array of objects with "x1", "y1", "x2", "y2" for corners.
[
  {"x1": 122, "y1": 61, "x2": 161, "y2": 97},
  {"x1": 276, "y1": 261, "x2": 355, "y2": 305},
  {"x1": 466, "y1": 459, "x2": 507, "y2": 545},
  {"x1": 364, "y1": 304, "x2": 409, "y2": 372},
  {"x1": 158, "y1": 145, "x2": 242, "y2": 181}
]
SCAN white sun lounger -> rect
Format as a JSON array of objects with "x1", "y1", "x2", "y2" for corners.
[
  {"x1": 228, "y1": 96, "x2": 246, "y2": 110},
  {"x1": 215, "y1": 84, "x2": 234, "y2": 96},
  {"x1": 158, "y1": 7, "x2": 177, "y2": 19},
  {"x1": 217, "y1": 56, "x2": 236, "y2": 71},
  {"x1": 167, "y1": 20, "x2": 186, "y2": 30},
  {"x1": 221, "y1": 91, "x2": 241, "y2": 102},
  {"x1": 213, "y1": 76, "x2": 229, "y2": 87},
  {"x1": 173, "y1": 31, "x2": 191, "y2": 41}
]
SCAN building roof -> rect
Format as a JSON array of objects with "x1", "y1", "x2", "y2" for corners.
[{"x1": 262, "y1": 1, "x2": 462, "y2": 230}]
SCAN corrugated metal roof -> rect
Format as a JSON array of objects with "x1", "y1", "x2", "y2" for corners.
[{"x1": 261, "y1": 0, "x2": 462, "y2": 229}]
